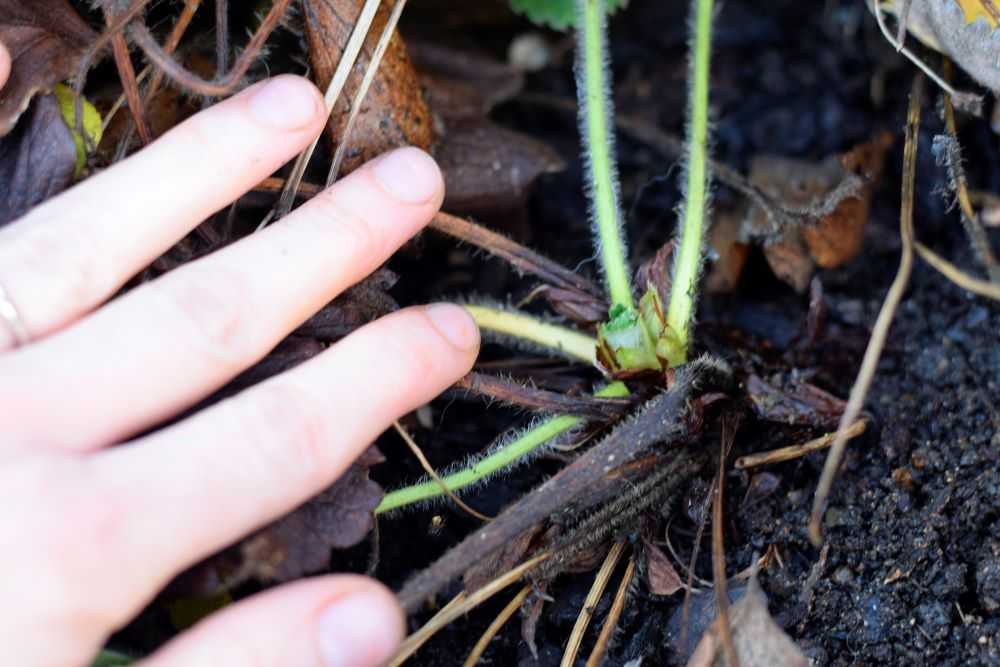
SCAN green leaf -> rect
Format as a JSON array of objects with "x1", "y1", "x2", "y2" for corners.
[
  {"x1": 53, "y1": 83, "x2": 103, "y2": 178},
  {"x1": 509, "y1": 0, "x2": 628, "y2": 30},
  {"x1": 91, "y1": 650, "x2": 133, "y2": 667}
]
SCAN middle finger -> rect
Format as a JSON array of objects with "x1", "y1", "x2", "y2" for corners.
[{"x1": 0, "y1": 148, "x2": 444, "y2": 452}]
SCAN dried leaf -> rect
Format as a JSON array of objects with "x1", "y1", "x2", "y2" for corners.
[
  {"x1": 410, "y1": 42, "x2": 524, "y2": 122},
  {"x1": 0, "y1": 93, "x2": 76, "y2": 225},
  {"x1": 304, "y1": 0, "x2": 434, "y2": 175},
  {"x1": 644, "y1": 538, "x2": 683, "y2": 596},
  {"x1": 435, "y1": 121, "x2": 565, "y2": 216},
  {"x1": 0, "y1": 0, "x2": 97, "y2": 137},
  {"x1": 463, "y1": 524, "x2": 542, "y2": 592},
  {"x1": 240, "y1": 446, "x2": 385, "y2": 582},
  {"x1": 686, "y1": 576, "x2": 807, "y2": 667},
  {"x1": 705, "y1": 207, "x2": 750, "y2": 294},
  {"x1": 294, "y1": 268, "x2": 399, "y2": 341},
  {"x1": 520, "y1": 585, "x2": 547, "y2": 660},
  {"x1": 746, "y1": 374, "x2": 846, "y2": 430},
  {"x1": 744, "y1": 133, "x2": 890, "y2": 292}
]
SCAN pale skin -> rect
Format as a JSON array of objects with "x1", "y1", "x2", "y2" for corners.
[{"x1": 0, "y1": 42, "x2": 479, "y2": 667}]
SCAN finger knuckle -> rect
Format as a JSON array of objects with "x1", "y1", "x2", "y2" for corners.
[
  {"x1": 307, "y1": 193, "x2": 381, "y2": 263},
  {"x1": 3, "y1": 221, "x2": 103, "y2": 318},
  {"x1": 150, "y1": 266, "x2": 254, "y2": 371},
  {"x1": 234, "y1": 381, "x2": 336, "y2": 490}
]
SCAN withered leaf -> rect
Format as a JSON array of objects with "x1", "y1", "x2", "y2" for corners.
[
  {"x1": 686, "y1": 576, "x2": 807, "y2": 667},
  {"x1": 0, "y1": 94, "x2": 76, "y2": 225},
  {"x1": 295, "y1": 268, "x2": 399, "y2": 341},
  {"x1": 435, "y1": 121, "x2": 565, "y2": 216},
  {"x1": 705, "y1": 206, "x2": 750, "y2": 294},
  {"x1": 0, "y1": 0, "x2": 97, "y2": 137},
  {"x1": 240, "y1": 446, "x2": 385, "y2": 583},
  {"x1": 644, "y1": 538, "x2": 683, "y2": 596},
  {"x1": 304, "y1": 0, "x2": 434, "y2": 174},
  {"x1": 743, "y1": 133, "x2": 891, "y2": 292},
  {"x1": 410, "y1": 42, "x2": 524, "y2": 122},
  {"x1": 746, "y1": 374, "x2": 845, "y2": 430}
]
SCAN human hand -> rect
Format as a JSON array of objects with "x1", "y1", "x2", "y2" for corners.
[{"x1": 0, "y1": 39, "x2": 479, "y2": 667}]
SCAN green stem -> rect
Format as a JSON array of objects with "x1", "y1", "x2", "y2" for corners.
[
  {"x1": 666, "y1": 0, "x2": 714, "y2": 363},
  {"x1": 577, "y1": 0, "x2": 632, "y2": 310},
  {"x1": 375, "y1": 382, "x2": 629, "y2": 513},
  {"x1": 465, "y1": 304, "x2": 596, "y2": 364}
]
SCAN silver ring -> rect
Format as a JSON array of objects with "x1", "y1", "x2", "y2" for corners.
[{"x1": 0, "y1": 282, "x2": 29, "y2": 348}]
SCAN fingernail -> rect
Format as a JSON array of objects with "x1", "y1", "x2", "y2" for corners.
[
  {"x1": 371, "y1": 147, "x2": 442, "y2": 204},
  {"x1": 248, "y1": 75, "x2": 321, "y2": 130},
  {"x1": 425, "y1": 303, "x2": 480, "y2": 351},
  {"x1": 317, "y1": 591, "x2": 402, "y2": 667}
]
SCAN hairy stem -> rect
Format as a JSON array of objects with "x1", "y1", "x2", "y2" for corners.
[
  {"x1": 375, "y1": 382, "x2": 629, "y2": 513},
  {"x1": 576, "y1": 0, "x2": 632, "y2": 310},
  {"x1": 666, "y1": 0, "x2": 714, "y2": 362},
  {"x1": 465, "y1": 305, "x2": 596, "y2": 364}
]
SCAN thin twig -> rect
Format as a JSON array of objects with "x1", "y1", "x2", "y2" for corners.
[
  {"x1": 392, "y1": 421, "x2": 491, "y2": 522},
  {"x1": 735, "y1": 419, "x2": 867, "y2": 469},
  {"x1": 106, "y1": 7, "x2": 152, "y2": 144},
  {"x1": 268, "y1": 0, "x2": 384, "y2": 226},
  {"x1": 712, "y1": 415, "x2": 739, "y2": 667},
  {"x1": 585, "y1": 555, "x2": 636, "y2": 667},
  {"x1": 431, "y1": 212, "x2": 604, "y2": 297},
  {"x1": 561, "y1": 542, "x2": 627, "y2": 667},
  {"x1": 215, "y1": 0, "x2": 229, "y2": 76},
  {"x1": 871, "y1": 1, "x2": 981, "y2": 114},
  {"x1": 128, "y1": 0, "x2": 292, "y2": 97},
  {"x1": 940, "y1": 58, "x2": 1000, "y2": 283},
  {"x1": 462, "y1": 586, "x2": 532, "y2": 667},
  {"x1": 101, "y1": 65, "x2": 150, "y2": 133},
  {"x1": 456, "y1": 372, "x2": 630, "y2": 420},
  {"x1": 914, "y1": 242, "x2": 1000, "y2": 300},
  {"x1": 389, "y1": 552, "x2": 551, "y2": 666},
  {"x1": 326, "y1": 0, "x2": 409, "y2": 186},
  {"x1": 809, "y1": 75, "x2": 925, "y2": 546}
]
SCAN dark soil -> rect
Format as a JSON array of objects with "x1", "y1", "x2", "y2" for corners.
[{"x1": 369, "y1": 1, "x2": 1000, "y2": 665}]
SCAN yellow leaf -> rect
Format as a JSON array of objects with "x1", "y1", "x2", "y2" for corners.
[
  {"x1": 53, "y1": 83, "x2": 103, "y2": 177},
  {"x1": 956, "y1": 0, "x2": 1000, "y2": 30}
]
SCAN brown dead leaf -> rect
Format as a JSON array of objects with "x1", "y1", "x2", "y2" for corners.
[
  {"x1": 295, "y1": 268, "x2": 399, "y2": 341},
  {"x1": 434, "y1": 121, "x2": 565, "y2": 216},
  {"x1": 0, "y1": 93, "x2": 76, "y2": 225},
  {"x1": 644, "y1": 538, "x2": 683, "y2": 596},
  {"x1": 240, "y1": 446, "x2": 385, "y2": 582},
  {"x1": 410, "y1": 42, "x2": 524, "y2": 123},
  {"x1": 705, "y1": 206, "x2": 750, "y2": 294},
  {"x1": 686, "y1": 575, "x2": 808, "y2": 667},
  {"x1": 0, "y1": 0, "x2": 97, "y2": 137},
  {"x1": 746, "y1": 374, "x2": 846, "y2": 430},
  {"x1": 304, "y1": 0, "x2": 434, "y2": 175},
  {"x1": 744, "y1": 133, "x2": 891, "y2": 292}
]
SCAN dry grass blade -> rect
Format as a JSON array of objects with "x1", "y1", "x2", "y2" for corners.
[
  {"x1": 871, "y1": 2, "x2": 981, "y2": 114},
  {"x1": 326, "y1": 0, "x2": 408, "y2": 186},
  {"x1": 809, "y1": 74, "x2": 925, "y2": 546},
  {"x1": 586, "y1": 555, "x2": 636, "y2": 667},
  {"x1": 734, "y1": 419, "x2": 867, "y2": 469},
  {"x1": 940, "y1": 59, "x2": 1000, "y2": 282},
  {"x1": 392, "y1": 421, "x2": 492, "y2": 522},
  {"x1": 462, "y1": 585, "x2": 531, "y2": 667},
  {"x1": 105, "y1": 7, "x2": 151, "y2": 145},
  {"x1": 713, "y1": 417, "x2": 739, "y2": 667},
  {"x1": 269, "y1": 0, "x2": 383, "y2": 225},
  {"x1": 389, "y1": 552, "x2": 551, "y2": 666},
  {"x1": 431, "y1": 212, "x2": 603, "y2": 297},
  {"x1": 914, "y1": 241, "x2": 1000, "y2": 300},
  {"x1": 562, "y1": 541, "x2": 627, "y2": 667},
  {"x1": 101, "y1": 65, "x2": 149, "y2": 133}
]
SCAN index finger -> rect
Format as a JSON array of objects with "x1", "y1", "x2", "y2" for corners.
[{"x1": 0, "y1": 75, "x2": 325, "y2": 349}]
